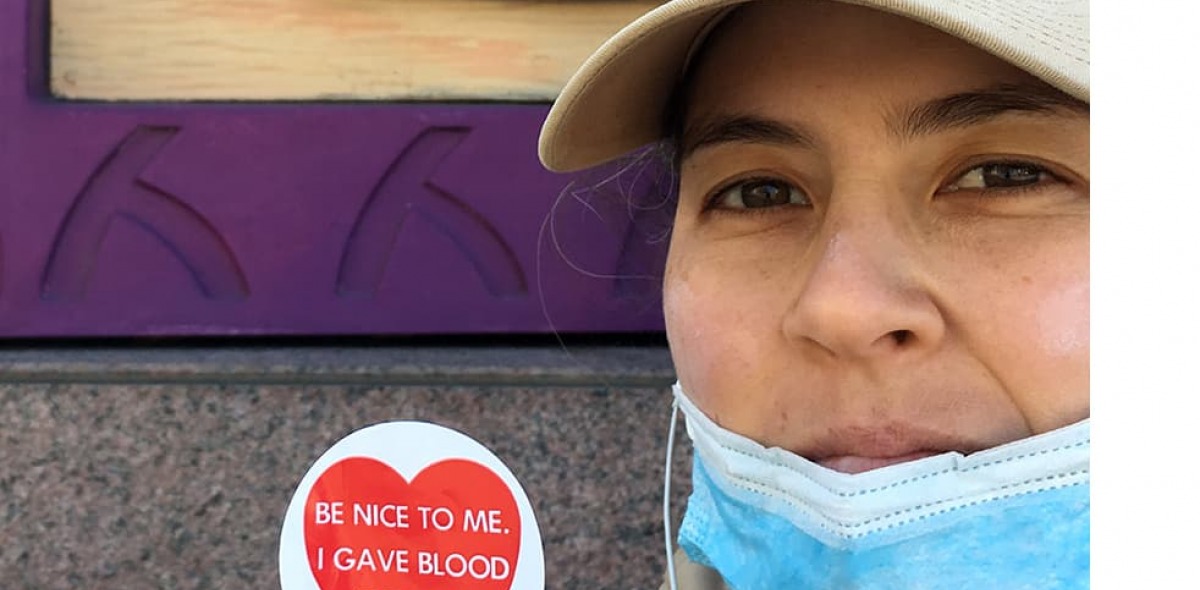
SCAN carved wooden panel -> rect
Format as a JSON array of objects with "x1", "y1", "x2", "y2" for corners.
[{"x1": 1, "y1": 0, "x2": 671, "y2": 336}]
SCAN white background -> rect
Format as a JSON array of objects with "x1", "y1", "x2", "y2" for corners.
[{"x1": 1092, "y1": 0, "x2": 1200, "y2": 586}]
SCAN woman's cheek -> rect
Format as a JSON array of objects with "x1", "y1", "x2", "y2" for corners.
[
  {"x1": 1035, "y1": 281, "x2": 1089, "y2": 360},
  {"x1": 971, "y1": 263, "x2": 1090, "y2": 431},
  {"x1": 1028, "y1": 278, "x2": 1090, "y2": 427},
  {"x1": 663, "y1": 273, "x2": 719, "y2": 399},
  {"x1": 664, "y1": 262, "x2": 761, "y2": 422}
]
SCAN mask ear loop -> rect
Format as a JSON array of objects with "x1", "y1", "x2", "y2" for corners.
[{"x1": 663, "y1": 397, "x2": 681, "y2": 590}]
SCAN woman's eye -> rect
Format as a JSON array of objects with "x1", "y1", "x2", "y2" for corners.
[
  {"x1": 712, "y1": 178, "x2": 810, "y2": 210},
  {"x1": 941, "y1": 162, "x2": 1053, "y2": 193}
]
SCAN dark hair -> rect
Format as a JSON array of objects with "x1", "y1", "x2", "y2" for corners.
[{"x1": 538, "y1": 10, "x2": 754, "y2": 313}]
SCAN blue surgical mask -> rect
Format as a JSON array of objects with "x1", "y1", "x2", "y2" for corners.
[{"x1": 662, "y1": 382, "x2": 1089, "y2": 590}]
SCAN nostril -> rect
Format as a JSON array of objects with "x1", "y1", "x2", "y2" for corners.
[{"x1": 890, "y1": 330, "x2": 913, "y2": 345}]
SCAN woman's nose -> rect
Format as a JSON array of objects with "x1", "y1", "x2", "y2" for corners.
[{"x1": 782, "y1": 216, "x2": 946, "y2": 361}]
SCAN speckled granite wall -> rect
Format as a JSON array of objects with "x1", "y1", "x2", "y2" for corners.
[{"x1": 0, "y1": 346, "x2": 689, "y2": 590}]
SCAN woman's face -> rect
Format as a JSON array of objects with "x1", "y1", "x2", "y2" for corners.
[{"x1": 663, "y1": 0, "x2": 1089, "y2": 473}]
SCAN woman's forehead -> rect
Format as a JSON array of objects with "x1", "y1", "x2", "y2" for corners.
[{"x1": 682, "y1": 1, "x2": 1054, "y2": 125}]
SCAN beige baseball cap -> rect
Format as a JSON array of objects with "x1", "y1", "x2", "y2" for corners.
[{"x1": 538, "y1": 0, "x2": 1089, "y2": 173}]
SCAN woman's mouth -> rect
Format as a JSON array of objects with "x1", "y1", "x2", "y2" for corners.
[
  {"x1": 816, "y1": 451, "x2": 943, "y2": 474},
  {"x1": 801, "y1": 421, "x2": 994, "y2": 474}
]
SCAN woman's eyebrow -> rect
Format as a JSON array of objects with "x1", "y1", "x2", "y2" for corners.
[
  {"x1": 892, "y1": 82, "x2": 1090, "y2": 139},
  {"x1": 677, "y1": 83, "x2": 1087, "y2": 160},
  {"x1": 680, "y1": 114, "x2": 816, "y2": 160}
]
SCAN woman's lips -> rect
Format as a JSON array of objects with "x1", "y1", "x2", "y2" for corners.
[
  {"x1": 816, "y1": 451, "x2": 942, "y2": 474},
  {"x1": 801, "y1": 422, "x2": 991, "y2": 474}
]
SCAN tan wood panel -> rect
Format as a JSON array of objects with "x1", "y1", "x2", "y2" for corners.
[{"x1": 51, "y1": 0, "x2": 659, "y2": 101}]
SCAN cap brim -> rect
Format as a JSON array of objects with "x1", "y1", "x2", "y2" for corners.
[{"x1": 539, "y1": 0, "x2": 1088, "y2": 173}]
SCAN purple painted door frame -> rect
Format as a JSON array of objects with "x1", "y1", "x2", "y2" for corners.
[{"x1": 0, "y1": 0, "x2": 670, "y2": 337}]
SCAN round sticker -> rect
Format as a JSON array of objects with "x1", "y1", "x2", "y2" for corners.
[{"x1": 279, "y1": 422, "x2": 545, "y2": 590}]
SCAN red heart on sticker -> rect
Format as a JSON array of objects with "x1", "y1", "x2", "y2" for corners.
[{"x1": 304, "y1": 457, "x2": 521, "y2": 590}]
